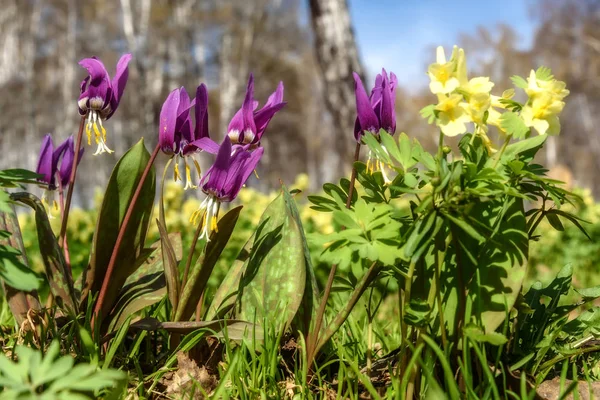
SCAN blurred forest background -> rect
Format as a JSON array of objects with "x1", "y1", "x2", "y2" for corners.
[{"x1": 0, "y1": 0, "x2": 598, "y2": 207}]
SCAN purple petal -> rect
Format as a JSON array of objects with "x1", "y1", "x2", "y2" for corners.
[
  {"x1": 56, "y1": 136, "x2": 83, "y2": 187},
  {"x1": 78, "y1": 57, "x2": 111, "y2": 110},
  {"x1": 158, "y1": 89, "x2": 181, "y2": 154},
  {"x1": 36, "y1": 135, "x2": 55, "y2": 188},
  {"x1": 107, "y1": 53, "x2": 132, "y2": 119},
  {"x1": 264, "y1": 81, "x2": 284, "y2": 107},
  {"x1": 194, "y1": 84, "x2": 210, "y2": 140},
  {"x1": 227, "y1": 74, "x2": 257, "y2": 143},
  {"x1": 242, "y1": 75, "x2": 257, "y2": 139},
  {"x1": 224, "y1": 147, "x2": 263, "y2": 201},
  {"x1": 370, "y1": 73, "x2": 383, "y2": 107},
  {"x1": 353, "y1": 72, "x2": 379, "y2": 136},
  {"x1": 186, "y1": 137, "x2": 220, "y2": 156},
  {"x1": 203, "y1": 137, "x2": 232, "y2": 195},
  {"x1": 379, "y1": 72, "x2": 395, "y2": 134},
  {"x1": 254, "y1": 81, "x2": 285, "y2": 141},
  {"x1": 254, "y1": 102, "x2": 286, "y2": 141}
]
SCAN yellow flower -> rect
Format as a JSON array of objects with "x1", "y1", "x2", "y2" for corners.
[
  {"x1": 428, "y1": 46, "x2": 461, "y2": 95},
  {"x1": 521, "y1": 70, "x2": 569, "y2": 135},
  {"x1": 435, "y1": 94, "x2": 470, "y2": 137},
  {"x1": 462, "y1": 77, "x2": 494, "y2": 125}
]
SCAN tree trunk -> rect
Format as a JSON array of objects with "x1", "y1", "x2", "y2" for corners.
[{"x1": 308, "y1": 0, "x2": 364, "y2": 171}]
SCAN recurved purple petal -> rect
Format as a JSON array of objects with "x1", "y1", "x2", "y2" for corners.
[
  {"x1": 36, "y1": 135, "x2": 55, "y2": 187},
  {"x1": 186, "y1": 137, "x2": 219, "y2": 155},
  {"x1": 158, "y1": 89, "x2": 181, "y2": 154},
  {"x1": 241, "y1": 75, "x2": 257, "y2": 140},
  {"x1": 194, "y1": 84, "x2": 210, "y2": 140},
  {"x1": 353, "y1": 72, "x2": 379, "y2": 138},
  {"x1": 254, "y1": 102, "x2": 286, "y2": 140},
  {"x1": 107, "y1": 53, "x2": 132, "y2": 118},
  {"x1": 265, "y1": 81, "x2": 284, "y2": 107},
  {"x1": 379, "y1": 71, "x2": 395, "y2": 134},
  {"x1": 224, "y1": 147, "x2": 263, "y2": 201},
  {"x1": 202, "y1": 137, "x2": 232, "y2": 196}
]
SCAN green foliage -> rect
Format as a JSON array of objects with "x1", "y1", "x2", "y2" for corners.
[
  {"x1": 0, "y1": 170, "x2": 44, "y2": 292},
  {"x1": 83, "y1": 138, "x2": 156, "y2": 318},
  {"x1": 0, "y1": 341, "x2": 126, "y2": 399},
  {"x1": 208, "y1": 186, "x2": 318, "y2": 336}
]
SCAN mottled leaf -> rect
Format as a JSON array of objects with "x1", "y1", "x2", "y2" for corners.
[
  {"x1": 81, "y1": 139, "x2": 156, "y2": 317},
  {"x1": 11, "y1": 192, "x2": 76, "y2": 313},
  {"x1": 0, "y1": 205, "x2": 41, "y2": 325},
  {"x1": 130, "y1": 317, "x2": 261, "y2": 341},
  {"x1": 157, "y1": 219, "x2": 180, "y2": 312},
  {"x1": 175, "y1": 206, "x2": 242, "y2": 322},
  {"x1": 106, "y1": 234, "x2": 182, "y2": 332}
]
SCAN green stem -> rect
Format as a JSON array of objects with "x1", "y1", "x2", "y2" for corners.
[
  {"x1": 92, "y1": 143, "x2": 160, "y2": 329},
  {"x1": 313, "y1": 262, "x2": 382, "y2": 355},
  {"x1": 306, "y1": 142, "x2": 361, "y2": 368},
  {"x1": 182, "y1": 216, "x2": 206, "y2": 292},
  {"x1": 435, "y1": 246, "x2": 448, "y2": 350},
  {"x1": 159, "y1": 158, "x2": 174, "y2": 231},
  {"x1": 493, "y1": 135, "x2": 511, "y2": 169}
]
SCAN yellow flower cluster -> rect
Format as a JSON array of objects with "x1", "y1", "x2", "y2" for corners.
[
  {"x1": 426, "y1": 45, "x2": 569, "y2": 143},
  {"x1": 428, "y1": 46, "x2": 496, "y2": 138},
  {"x1": 521, "y1": 70, "x2": 569, "y2": 135}
]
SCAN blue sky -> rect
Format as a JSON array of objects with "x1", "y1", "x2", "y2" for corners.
[{"x1": 347, "y1": 0, "x2": 537, "y2": 91}]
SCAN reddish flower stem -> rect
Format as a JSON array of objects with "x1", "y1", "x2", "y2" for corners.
[
  {"x1": 92, "y1": 143, "x2": 161, "y2": 329},
  {"x1": 58, "y1": 184, "x2": 71, "y2": 273},
  {"x1": 58, "y1": 116, "x2": 85, "y2": 250}
]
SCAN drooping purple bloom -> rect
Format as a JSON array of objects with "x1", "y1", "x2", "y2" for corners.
[
  {"x1": 36, "y1": 135, "x2": 83, "y2": 191},
  {"x1": 191, "y1": 136, "x2": 264, "y2": 240},
  {"x1": 227, "y1": 74, "x2": 285, "y2": 146},
  {"x1": 78, "y1": 54, "x2": 132, "y2": 155},
  {"x1": 159, "y1": 84, "x2": 212, "y2": 189},
  {"x1": 353, "y1": 69, "x2": 397, "y2": 141}
]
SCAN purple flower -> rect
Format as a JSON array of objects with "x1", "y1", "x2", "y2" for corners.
[
  {"x1": 158, "y1": 84, "x2": 210, "y2": 189},
  {"x1": 191, "y1": 136, "x2": 264, "y2": 240},
  {"x1": 36, "y1": 135, "x2": 83, "y2": 216},
  {"x1": 78, "y1": 54, "x2": 132, "y2": 155},
  {"x1": 36, "y1": 135, "x2": 83, "y2": 190},
  {"x1": 227, "y1": 74, "x2": 285, "y2": 146},
  {"x1": 353, "y1": 69, "x2": 397, "y2": 141}
]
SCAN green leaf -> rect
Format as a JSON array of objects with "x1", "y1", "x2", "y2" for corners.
[
  {"x1": 546, "y1": 213, "x2": 564, "y2": 231},
  {"x1": 82, "y1": 139, "x2": 156, "y2": 318},
  {"x1": 510, "y1": 75, "x2": 528, "y2": 89},
  {"x1": 420, "y1": 104, "x2": 436, "y2": 123},
  {"x1": 463, "y1": 324, "x2": 508, "y2": 346},
  {"x1": 175, "y1": 206, "x2": 242, "y2": 322},
  {"x1": 130, "y1": 317, "x2": 262, "y2": 341},
  {"x1": 440, "y1": 211, "x2": 485, "y2": 242},
  {"x1": 10, "y1": 192, "x2": 76, "y2": 313},
  {"x1": 237, "y1": 190, "x2": 307, "y2": 333},
  {"x1": 535, "y1": 66, "x2": 554, "y2": 81},
  {"x1": 157, "y1": 218, "x2": 180, "y2": 311},
  {"x1": 106, "y1": 234, "x2": 181, "y2": 332},
  {"x1": 500, "y1": 111, "x2": 529, "y2": 139}
]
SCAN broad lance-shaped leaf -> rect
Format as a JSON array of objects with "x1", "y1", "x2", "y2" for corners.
[
  {"x1": 207, "y1": 185, "x2": 317, "y2": 335},
  {"x1": 282, "y1": 187, "x2": 320, "y2": 336},
  {"x1": 81, "y1": 139, "x2": 156, "y2": 316},
  {"x1": 440, "y1": 196, "x2": 527, "y2": 337},
  {"x1": 0, "y1": 204, "x2": 41, "y2": 325},
  {"x1": 157, "y1": 219, "x2": 180, "y2": 313},
  {"x1": 175, "y1": 206, "x2": 242, "y2": 322},
  {"x1": 106, "y1": 234, "x2": 182, "y2": 332},
  {"x1": 130, "y1": 317, "x2": 262, "y2": 341},
  {"x1": 11, "y1": 193, "x2": 77, "y2": 313}
]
